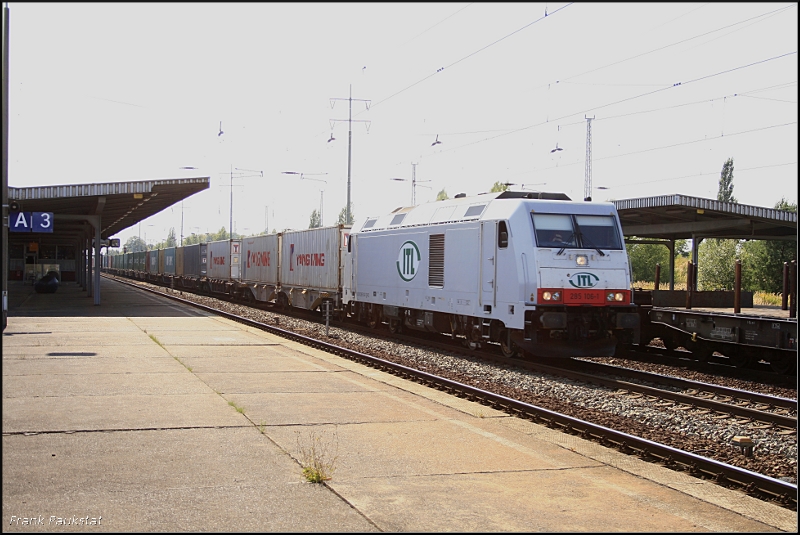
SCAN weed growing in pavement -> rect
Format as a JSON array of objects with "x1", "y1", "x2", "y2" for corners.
[
  {"x1": 295, "y1": 427, "x2": 339, "y2": 483},
  {"x1": 228, "y1": 400, "x2": 245, "y2": 414},
  {"x1": 258, "y1": 420, "x2": 267, "y2": 434},
  {"x1": 148, "y1": 334, "x2": 163, "y2": 348}
]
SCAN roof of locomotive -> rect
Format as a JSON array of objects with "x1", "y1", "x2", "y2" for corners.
[{"x1": 352, "y1": 190, "x2": 618, "y2": 233}]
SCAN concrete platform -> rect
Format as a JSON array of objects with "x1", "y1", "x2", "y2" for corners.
[{"x1": 3, "y1": 278, "x2": 796, "y2": 532}]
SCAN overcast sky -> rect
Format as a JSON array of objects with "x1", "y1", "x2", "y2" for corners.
[{"x1": 5, "y1": 2, "x2": 798, "y2": 246}]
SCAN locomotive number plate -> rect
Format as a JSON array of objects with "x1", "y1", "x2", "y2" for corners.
[{"x1": 564, "y1": 289, "x2": 604, "y2": 303}]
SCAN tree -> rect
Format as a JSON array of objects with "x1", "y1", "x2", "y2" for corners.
[
  {"x1": 436, "y1": 189, "x2": 449, "y2": 201},
  {"x1": 739, "y1": 198, "x2": 798, "y2": 292},
  {"x1": 165, "y1": 227, "x2": 177, "y2": 248},
  {"x1": 309, "y1": 209, "x2": 321, "y2": 229},
  {"x1": 700, "y1": 158, "x2": 739, "y2": 286},
  {"x1": 698, "y1": 238, "x2": 739, "y2": 290},
  {"x1": 123, "y1": 236, "x2": 147, "y2": 253},
  {"x1": 337, "y1": 204, "x2": 355, "y2": 225},
  {"x1": 210, "y1": 227, "x2": 229, "y2": 241},
  {"x1": 717, "y1": 158, "x2": 736, "y2": 203},
  {"x1": 490, "y1": 182, "x2": 509, "y2": 193}
]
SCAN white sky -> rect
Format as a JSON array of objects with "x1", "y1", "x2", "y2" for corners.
[{"x1": 6, "y1": 2, "x2": 798, "y2": 246}]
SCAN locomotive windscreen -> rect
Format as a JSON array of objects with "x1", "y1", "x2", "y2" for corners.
[{"x1": 532, "y1": 213, "x2": 623, "y2": 250}]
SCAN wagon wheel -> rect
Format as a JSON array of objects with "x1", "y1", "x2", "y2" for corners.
[
  {"x1": 769, "y1": 356, "x2": 795, "y2": 375},
  {"x1": 726, "y1": 349, "x2": 752, "y2": 369},
  {"x1": 367, "y1": 308, "x2": 380, "y2": 329},
  {"x1": 499, "y1": 329, "x2": 519, "y2": 358},
  {"x1": 689, "y1": 341, "x2": 712, "y2": 363},
  {"x1": 388, "y1": 318, "x2": 402, "y2": 334},
  {"x1": 243, "y1": 289, "x2": 256, "y2": 304}
]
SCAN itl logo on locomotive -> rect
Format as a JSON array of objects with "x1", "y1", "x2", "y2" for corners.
[
  {"x1": 397, "y1": 241, "x2": 421, "y2": 282},
  {"x1": 569, "y1": 272, "x2": 600, "y2": 288}
]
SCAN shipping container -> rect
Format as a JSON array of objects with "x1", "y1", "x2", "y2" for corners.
[
  {"x1": 147, "y1": 250, "x2": 159, "y2": 274},
  {"x1": 133, "y1": 251, "x2": 146, "y2": 273},
  {"x1": 240, "y1": 234, "x2": 280, "y2": 302},
  {"x1": 163, "y1": 247, "x2": 177, "y2": 275},
  {"x1": 182, "y1": 243, "x2": 207, "y2": 278},
  {"x1": 175, "y1": 246, "x2": 185, "y2": 276},
  {"x1": 207, "y1": 239, "x2": 241, "y2": 280},
  {"x1": 158, "y1": 249, "x2": 166, "y2": 274},
  {"x1": 279, "y1": 226, "x2": 349, "y2": 310}
]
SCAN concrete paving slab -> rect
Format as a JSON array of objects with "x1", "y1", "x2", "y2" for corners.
[
  {"x1": 270, "y1": 418, "x2": 590, "y2": 478},
  {"x1": 2, "y1": 393, "x2": 246, "y2": 434},
  {"x1": 126, "y1": 316, "x2": 247, "y2": 332},
  {"x1": 168, "y1": 351, "x2": 341, "y2": 373},
  {"x1": 2, "y1": 330, "x2": 163, "y2": 349},
  {"x1": 3, "y1": 371, "x2": 211, "y2": 398},
  {"x1": 331, "y1": 469, "x2": 780, "y2": 532},
  {"x1": 196, "y1": 370, "x2": 382, "y2": 394},
  {"x1": 2, "y1": 356, "x2": 186, "y2": 377},
  {"x1": 2, "y1": 428, "x2": 376, "y2": 532}
]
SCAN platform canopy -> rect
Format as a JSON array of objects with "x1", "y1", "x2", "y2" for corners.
[
  {"x1": 8, "y1": 177, "x2": 210, "y2": 243},
  {"x1": 612, "y1": 194, "x2": 797, "y2": 242}
]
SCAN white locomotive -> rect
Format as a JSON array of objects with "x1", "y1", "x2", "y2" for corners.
[
  {"x1": 343, "y1": 191, "x2": 640, "y2": 358},
  {"x1": 106, "y1": 190, "x2": 640, "y2": 358}
]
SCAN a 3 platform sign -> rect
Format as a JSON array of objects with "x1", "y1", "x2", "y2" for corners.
[{"x1": 9, "y1": 212, "x2": 55, "y2": 233}]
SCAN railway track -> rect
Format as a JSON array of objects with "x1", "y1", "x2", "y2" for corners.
[
  {"x1": 103, "y1": 274, "x2": 798, "y2": 509},
  {"x1": 613, "y1": 344, "x2": 797, "y2": 387}
]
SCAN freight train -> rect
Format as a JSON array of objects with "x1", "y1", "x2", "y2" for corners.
[{"x1": 105, "y1": 190, "x2": 641, "y2": 359}]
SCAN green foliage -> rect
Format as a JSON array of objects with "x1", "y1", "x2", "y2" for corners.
[
  {"x1": 625, "y1": 239, "x2": 690, "y2": 283},
  {"x1": 697, "y1": 238, "x2": 739, "y2": 290},
  {"x1": 717, "y1": 158, "x2": 737, "y2": 203},
  {"x1": 626, "y1": 242, "x2": 672, "y2": 283},
  {"x1": 490, "y1": 181, "x2": 509, "y2": 193},
  {"x1": 309, "y1": 209, "x2": 321, "y2": 229},
  {"x1": 211, "y1": 226, "x2": 230, "y2": 241},
  {"x1": 698, "y1": 198, "x2": 797, "y2": 293},
  {"x1": 123, "y1": 236, "x2": 147, "y2": 253},
  {"x1": 436, "y1": 189, "x2": 449, "y2": 201},
  {"x1": 337, "y1": 204, "x2": 355, "y2": 225},
  {"x1": 739, "y1": 198, "x2": 797, "y2": 293},
  {"x1": 296, "y1": 428, "x2": 339, "y2": 484},
  {"x1": 166, "y1": 228, "x2": 177, "y2": 248}
]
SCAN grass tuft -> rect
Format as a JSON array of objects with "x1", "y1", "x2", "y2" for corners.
[
  {"x1": 228, "y1": 400, "x2": 245, "y2": 414},
  {"x1": 296, "y1": 427, "x2": 339, "y2": 483}
]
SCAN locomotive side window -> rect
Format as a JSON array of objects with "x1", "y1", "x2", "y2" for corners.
[
  {"x1": 498, "y1": 221, "x2": 509, "y2": 248},
  {"x1": 390, "y1": 214, "x2": 406, "y2": 226},
  {"x1": 464, "y1": 204, "x2": 486, "y2": 218}
]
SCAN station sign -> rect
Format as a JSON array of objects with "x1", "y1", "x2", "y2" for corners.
[
  {"x1": 92, "y1": 238, "x2": 121, "y2": 247},
  {"x1": 9, "y1": 212, "x2": 54, "y2": 233}
]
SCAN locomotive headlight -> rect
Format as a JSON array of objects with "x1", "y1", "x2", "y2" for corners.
[
  {"x1": 542, "y1": 291, "x2": 561, "y2": 302},
  {"x1": 606, "y1": 292, "x2": 625, "y2": 302},
  {"x1": 575, "y1": 255, "x2": 588, "y2": 266}
]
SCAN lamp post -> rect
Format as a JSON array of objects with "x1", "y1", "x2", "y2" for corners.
[
  {"x1": 178, "y1": 167, "x2": 200, "y2": 246},
  {"x1": 390, "y1": 163, "x2": 430, "y2": 205},
  {"x1": 282, "y1": 171, "x2": 328, "y2": 226},
  {"x1": 227, "y1": 167, "x2": 264, "y2": 239}
]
